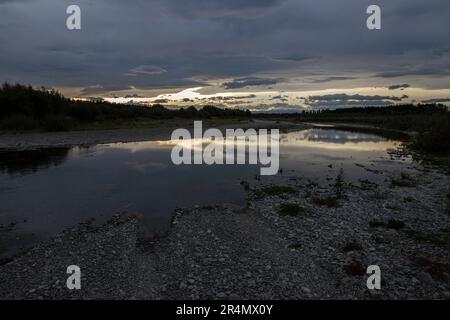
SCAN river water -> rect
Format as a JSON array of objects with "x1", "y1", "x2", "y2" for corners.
[{"x1": 0, "y1": 127, "x2": 415, "y2": 260}]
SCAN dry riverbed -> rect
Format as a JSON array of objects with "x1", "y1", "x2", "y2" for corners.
[{"x1": 0, "y1": 160, "x2": 449, "y2": 299}]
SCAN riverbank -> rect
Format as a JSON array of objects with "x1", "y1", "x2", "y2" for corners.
[
  {"x1": 0, "y1": 119, "x2": 302, "y2": 151},
  {"x1": 0, "y1": 160, "x2": 449, "y2": 299}
]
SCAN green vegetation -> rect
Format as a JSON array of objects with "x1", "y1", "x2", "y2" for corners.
[
  {"x1": 405, "y1": 230, "x2": 450, "y2": 246},
  {"x1": 410, "y1": 256, "x2": 450, "y2": 280},
  {"x1": 2, "y1": 84, "x2": 449, "y2": 155},
  {"x1": 369, "y1": 219, "x2": 405, "y2": 230},
  {"x1": 343, "y1": 259, "x2": 366, "y2": 276},
  {"x1": 287, "y1": 243, "x2": 302, "y2": 250},
  {"x1": 261, "y1": 185, "x2": 296, "y2": 196},
  {"x1": 342, "y1": 241, "x2": 363, "y2": 252},
  {"x1": 446, "y1": 193, "x2": 450, "y2": 215},
  {"x1": 333, "y1": 168, "x2": 346, "y2": 199},
  {"x1": 278, "y1": 203, "x2": 309, "y2": 216},
  {"x1": 311, "y1": 196, "x2": 339, "y2": 207},
  {"x1": 258, "y1": 104, "x2": 450, "y2": 154},
  {"x1": 310, "y1": 169, "x2": 345, "y2": 207},
  {"x1": 390, "y1": 172, "x2": 417, "y2": 188},
  {"x1": 0, "y1": 84, "x2": 251, "y2": 132},
  {"x1": 240, "y1": 180, "x2": 250, "y2": 191}
]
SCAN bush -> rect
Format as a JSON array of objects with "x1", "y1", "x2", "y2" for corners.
[
  {"x1": 43, "y1": 115, "x2": 74, "y2": 131},
  {"x1": 369, "y1": 219, "x2": 405, "y2": 230},
  {"x1": 413, "y1": 115, "x2": 450, "y2": 153},
  {"x1": 0, "y1": 83, "x2": 252, "y2": 132},
  {"x1": 333, "y1": 168, "x2": 345, "y2": 199},
  {"x1": 390, "y1": 172, "x2": 416, "y2": 188},
  {"x1": 0, "y1": 114, "x2": 39, "y2": 131},
  {"x1": 342, "y1": 241, "x2": 363, "y2": 252},
  {"x1": 278, "y1": 203, "x2": 309, "y2": 216},
  {"x1": 344, "y1": 260, "x2": 366, "y2": 276},
  {"x1": 311, "y1": 196, "x2": 339, "y2": 207},
  {"x1": 262, "y1": 185, "x2": 296, "y2": 196}
]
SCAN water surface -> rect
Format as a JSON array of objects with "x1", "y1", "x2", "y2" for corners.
[{"x1": 0, "y1": 128, "x2": 414, "y2": 259}]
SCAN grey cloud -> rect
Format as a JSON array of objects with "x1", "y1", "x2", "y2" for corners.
[
  {"x1": 144, "y1": 0, "x2": 287, "y2": 18},
  {"x1": 1, "y1": 0, "x2": 450, "y2": 100},
  {"x1": 310, "y1": 77, "x2": 355, "y2": 84},
  {"x1": 124, "y1": 93, "x2": 145, "y2": 98},
  {"x1": 251, "y1": 103, "x2": 304, "y2": 113},
  {"x1": 153, "y1": 98, "x2": 169, "y2": 104},
  {"x1": 126, "y1": 65, "x2": 167, "y2": 76},
  {"x1": 421, "y1": 98, "x2": 450, "y2": 103},
  {"x1": 80, "y1": 85, "x2": 135, "y2": 96},
  {"x1": 305, "y1": 93, "x2": 410, "y2": 109},
  {"x1": 222, "y1": 77, "x2": 281, "y2": 89},
  {"x1": 270, "y1": 95, "x2": 288, "y2": 101},
  {"x1": 376, "y1": 64, "x2": 450, "y2": 78},
  {"x1": 270, "y1": 55, "x2": 312, "y2": 62},
  {"x1": 307, "y1": 94, "x2": 409, "y2": 102},
  {"x1": 308, "y1": 100, "x2": 394, "y2": 109},
  {"x1": 209, "y1": 94, "x2": 257, "y2": 101},
  {"x1": 388, "y1": 84, "x2": 410, "y2": 90}
]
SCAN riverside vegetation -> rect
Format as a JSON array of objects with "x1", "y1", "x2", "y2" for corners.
[
  {"x1": 1, "y1": 83, "x2": 450, "y2": 155},
  {"x1": 0, "y1": 84, "x2": 251, "y2": 132}
]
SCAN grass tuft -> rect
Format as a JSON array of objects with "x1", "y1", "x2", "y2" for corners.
[
  {"x1": 262, "y1": 185, "x2": 296, "y2": 196},
  {"x1": 369, "y1": 219, "x2": 405, "y2": 230},
  {"x1": 311, "y1": 196, "x2": 339, "y2": 207},
  {"x1": 343, "y1": 260, "x2": 366, "y2": 276},
  {"x1": 390, "y1": 172, "x2": 417, "y2": 188},
  {"x1": 342, "y1": 241, "x2": 363, "y2": 252},
  {"x1": 278, "y1": 203, "x2": 309, "y2": 217}
]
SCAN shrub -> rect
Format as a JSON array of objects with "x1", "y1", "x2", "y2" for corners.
[
  {"x1": 369, "y1": 219, "x2": 405, "y2": 230},
  {"x1": 262, "y1": 185, "x2": 296, "y2": 196},
  {"x1": 333, "y1": 168, "x2": 345, "y2": 199},
  {"x1": 0, "y1": 114, "x2": 39, "y2": 131},
  {"x1": 342, "y1": 241, "x2": 363, "y2": 252},
  {"x1": 410, "y1": 256, "x2": 450, "y2": 280},
  {"x1": 447, "y1": 193, "x2": 450, "y2": 215},
  {"x1": 278, "y1": 203, "x2": 309, "y2": 216},
  {"x1": 344, "y1": 260, "x2": 366, "y2": 276},
  {"x1": 43, "y1": 115, "x2": 74, "y2": 131},
  {"x1": 311, "y1": 196, "x2": 339, "y2": 207},
  {"x1": 240, "y1": 180, "x2": 250, "y2": 191},
  {"x1": 390, "y1": 172, "x2": 416, "y2": 188},
  {"x1": 287, "y1": 243, "x2": 302, "y2": 250},
  {"x1": 412, "y1": 115, "x2": 450, "y2": 153}
]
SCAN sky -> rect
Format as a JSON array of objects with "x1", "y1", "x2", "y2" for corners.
[{"x1": 1, "y1": 0, "x2": 450, "y2": 111}]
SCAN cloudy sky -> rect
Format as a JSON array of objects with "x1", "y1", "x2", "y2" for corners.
[{"x1": 1, "y1": 0, "x2": 450, "y2": 111}]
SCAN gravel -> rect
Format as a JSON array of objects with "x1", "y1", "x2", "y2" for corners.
[{"x1": 0, "y1": 162, "x2": 449, "y2": 300}]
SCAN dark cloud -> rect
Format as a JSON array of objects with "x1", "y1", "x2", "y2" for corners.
[
  {"x1": 145, "y1": 0, "x2": 287, "y2": 19},
  {"x1": 125, "y1": 65, "x2": 167, "y2": 76},
  {"x1": 208, "y1": 94, "x2": 257, "y2": 101},
  {"x1": 153, "y1": 98, "x2": 169, "y2": 104},
  {"x1": 421, "y1": 98, "x2": 450, "y2": 104},
  {"x1": 307, "y1": 94, "x2": 408, "y2": 102},
  {"x1": 80, "y1": 85, "x2": 135, "y2": 96},
  {"x1": 269, "y1": 55, "x2": 312, "y2": 62},
  {"x1": 305, "y1": 93, "x2": 409, "y2": 109},
  {"x1": 222, "y1": 77, "x2": 281, "y2": 89},
  {"x1": 375, "y1": 63, "x2": 450, "y2": 78},
  {"x1": 0, "y1": 0, "x2": 449, "y2": 100},
  {"x1": 124, "y1": 93, "x2": 145, "y2": 98},
  {"x1": 270, "y1": 95, "x2": 288, "y2": 102},
  {"x1": 309, "y1": 76, "x2": 355, "y2": 83},
  {"x1": 388, "y1": 84, "x2": 410, "y2": 90},
  {"x1": 251, "y1": 103, "x2": 303, "y2": 114}
]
